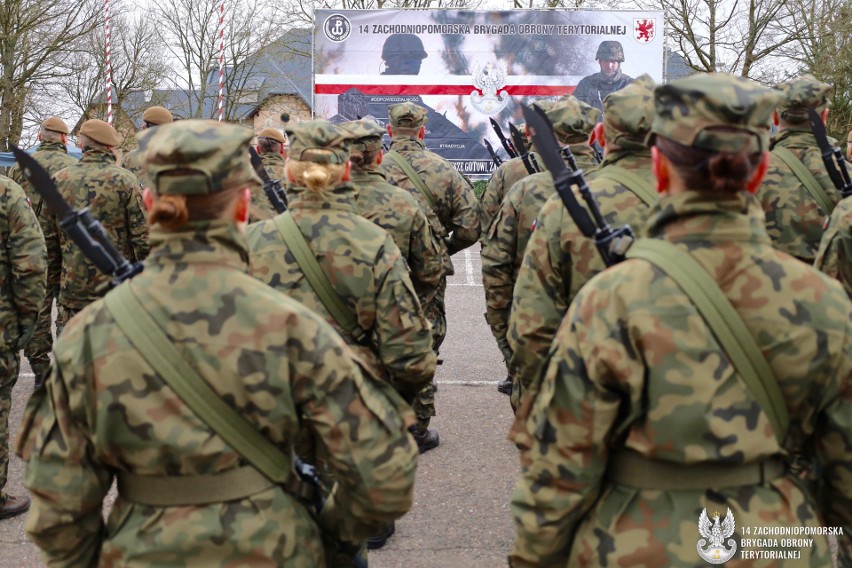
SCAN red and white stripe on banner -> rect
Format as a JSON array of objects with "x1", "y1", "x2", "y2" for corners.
[
  {"x1": 314, "y1": 74, "x2": 583, "y2": 97},
  {"x1": 218, "y1": 2, "x2": 225, "y2": 121},
  {"x1": 105, "y1": 0, "x2": 112, "y2": 125}
]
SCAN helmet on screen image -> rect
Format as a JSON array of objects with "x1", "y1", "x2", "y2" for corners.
[
  {"x1": 596, "y1": 41, "x2": 625, "y2": 62},
  {"x1": 382, "y1": 34, "x2": 428, "y2": 74}
]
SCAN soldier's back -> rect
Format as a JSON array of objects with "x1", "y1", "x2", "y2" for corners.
[
  {"x1": 480, "y1": 156, "x2": 532, "y2": 234},
  {"x1": 9, "y1": 142, "x2": 77, "y2": 210},
  {"x1": 815, "y1": 193, "x2": 852, "y2": 298}
]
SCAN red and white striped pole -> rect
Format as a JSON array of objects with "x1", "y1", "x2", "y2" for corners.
[
  {"x1": 105, "y1": 0, "x2": 113, "y2": 125},
  {"x1": 218, "y1": 2, "x2": 225, "y2": 122}
]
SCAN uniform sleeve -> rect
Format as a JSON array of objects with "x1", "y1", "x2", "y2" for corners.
[
  {"x1": 6, "y1": 182, "x2": 47, "y2": 347},
  {"x1": 445, "y1": 170, "x2": 481, "y2": 255},
  {"x1": 480, "y1": 166, "x2": 507, "y2": 235},
  {"x1": 814, "y1": 200, "x2": 852, "y2": 300},
  {"x1": 407, "y1": 208, "x2": 444, "y2": 306},
  {"x1": 123, "y1": 175, "x2": 150, "y2": 262},
  {"x1": 289, "y1": 318, "x2": 418, "y2": 542},
  {"x1": 509, "y1": 284, "x2": 636, "y2": 567},
  {"x1": 18, "y1": 325, "x2": 113, "y2": 567}
]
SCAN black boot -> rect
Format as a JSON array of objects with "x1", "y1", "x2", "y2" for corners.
[
  {"x1": 497, "y1": 376, "x2": 513, "y2": 395},
  {"x1": 366, "y1": 521, "x2": 396, "y2": 550},
  {"x1": 413, "y1": 429, "x2": 440, "y2": 454}
]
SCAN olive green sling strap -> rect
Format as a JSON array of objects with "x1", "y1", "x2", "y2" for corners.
[
  {"x1": 383, "y1": 150, "x2": 438, "y2": 210},
  {"x1": 625, "y1": 239, "x2": 790, "y2": 443},
  {"x1": 272, "y1": 211, "x2": 366, "y2": 343},
  {"x1": 104, "y1": 283, "x2": 294, "y2": 506},
  {"x1": 772, "y1": 146, "x2": 835, "y2": 214},
  {"x1": 593, "y1": 168, "x2": 659, "y2": 208}
]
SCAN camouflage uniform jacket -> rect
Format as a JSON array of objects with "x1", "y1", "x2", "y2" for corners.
[
  {"x1": 507, "y1": 151, "x2": 655, "y2": 402},
  {"x1": 382, "y1": 137, "x2": 481, "y2": 275},
  {"x1": 350, "y1": 169, "x2": 444, "y2": 304},
  {"x1": 480, "y1": 156, "x2": 534, "y2": 235},
  {"x1": 481, "y1": 144, "x2": 600, "y2": 363},
  {"x1": 0, "y1": 176, "x2": 47, "y2": 350},
  {"x1": 120, "y1": 147, "x2": 144, "y2": 181},
  {"x1": 49, "y1": 149, "x2": 149, "y2": 310},
  {"x1": 572, "y1": 71, "x2": 634, "y2": 112},
  {"x1": 8, "y1": 142, "x2": 76, "y2": 294},
  {"x1": 815, "y1": 194, "x2": 852, "y2": 299},
  {"x1": 260, "y1": 152, "x2": 288, "y2": 182},
  {"x1": 509, "y1": 192, "x2": 852, "y2": 567},
  {"x1": 249, "y1": 154, "x2": 290, "y2": 224},
  {"x1": 247, "y1": 183, "x2": 436, "y2": 401},
  {"x1": 16, "y1": 222, "x2": 418, "y2": 567},
  {"x1": 757, "y1": 128, "x2": 842, "y2": 262}
]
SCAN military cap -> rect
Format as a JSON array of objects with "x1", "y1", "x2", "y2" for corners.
[
  {"x1": 137, "y1": 119, "x2": 261, "y2": 195},
  {"x1": 340, "y1": 119, "x2": 385, "y2": 151},
  {"x1": 545, "y1": 96, "x2": 600, "y2": 144},
  {"x1": 382, "y1": 34, "x2": 427, "y2": 60},
  {"x1": 775, "y1": 74, "x2": 831, "y2": 121},
  {"x1": 42, "y1": 116, "x2": 69, "y2": 134},
  {"x1": 257, "y1": 127, "x2": 287, "y2": 145},
  {"x1": 602, "y1": 73, "x2": 655, "y2": 150},
  {"x1": 648, "y1": 73, "x2": 781, "y2": 154},
  {"x1": 596, "y1": 41, "x2": 625, "y2": 62},
  {"x1": 141, "y1": 106, "x2": 173, "y2": 125},
  {"x1": 285, "y1": 120, "x2": 350, "y2": 164},
  {"x1": 79, "y1": 119, "x2": 121, "y2": 146},
  {"x1": 388, "y1": 102, "x2": 428, "y2": 128}
]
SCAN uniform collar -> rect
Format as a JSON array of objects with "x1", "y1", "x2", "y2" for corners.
[
  {"x1": 260, "y1": 152, "x2": 286, "y2": 165},
  {"x1": 351, "y1": 169, "x2": 387, "y2": 183},
  {"x1": 36, "y1": 141, "x2": 68, "y2": 154},
  {"x1": 287, "y1": 182, "x2": 359, "y2": 212},
  {"x1": 769, "y1": 128, "x2": 819, "y2": 150},
  {"x1": 599, "y1": 149, "x2": 651, "y2": 168},
  {"x1": 389, "y1": 137, "x2": 425, "y2": 152},
  {"x1": 644, "y1": 191, "x2": 771, "y2": 244},
  {"x1": 145, "y1": 221, "x2": 250, "y2": 272},
  {"x1": 80, "y1": 148, "x2": 116, "y2": 164}
]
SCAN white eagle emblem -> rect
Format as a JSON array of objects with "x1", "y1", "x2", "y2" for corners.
[
  {"x1": 470, "y1": 61, "x2": 510, "y2": 116},
  {"x1": 697, "y1": 508, "x2": 738, "y2": 564}
]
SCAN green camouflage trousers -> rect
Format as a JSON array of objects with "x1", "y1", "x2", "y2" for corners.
[
  {"x1": 412, "y1": 276, "x2": 445, "y2": 432},
  {"x1": 0, "y1": 350, "x2": 20, "y2": 497},
  {"x1": 55, "y1": 303, "x2": 82, "y2": 338},
  {"x1": 24, "y1": 295, "x2": 53, "y2": 384}
]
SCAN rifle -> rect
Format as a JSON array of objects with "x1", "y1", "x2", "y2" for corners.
[
  {"x1": 248, "y1": 146, "x2": 288, "y2": 213},
  {"x1": 489, "y1": 117, "x2": 517, "y2": 158},
  {"x1": 530, "y1": 104, "x2": 581, "y2": 172},
  {"x1": 11, "y1": 146, "x2": 143, "y2": 286},
  {"x1": 522, "y1": 105, "x2": 634, "y2": 267},
  {"x1": 484, "y1": 139, "x2": 503, "y2": 167},
  {"x1": 808, "y1": 108, "x2": 852, "y2": 199},
  {"x1": 509, "y1": 122, "x2": 540, "y2": 175}
]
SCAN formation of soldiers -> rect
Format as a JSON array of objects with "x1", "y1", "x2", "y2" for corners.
[{"x1": 0, "y1": 69, "x2": 849, "y2": 567}]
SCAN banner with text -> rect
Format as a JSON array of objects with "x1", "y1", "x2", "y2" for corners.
[{"x1": 314, "y1": 9, "x2": 665, "y2": 177}]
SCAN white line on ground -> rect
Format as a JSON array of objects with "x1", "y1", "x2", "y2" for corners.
[{"x1": 447, "y1": 249, "x2": 482, "y2": 287}]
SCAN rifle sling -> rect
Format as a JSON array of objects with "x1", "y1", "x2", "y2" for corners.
[
  {"x1": 626, "y1": 239, "x2": 790, "y2": 444},
  {"x1": 384, "y1": 151, "x2": 438, "y2": 210},
  {"x1": 772, "y1": 146, "x2": 835, "y2": 214},
  {"x1": 104, "y1": 284, "x2": 300, "y2": 506},
  {"x1": 273, "y1": 211, "x2": 366, "y2": 343},
  {"x1": 593, "y1": 168, "x2": 658, "y2": 208}
]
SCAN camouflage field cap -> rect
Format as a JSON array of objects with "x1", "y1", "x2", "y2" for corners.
[
  {"x1": 648, "y1": 73, "x2": 781, "y2": 153},
  {"x1": 775, "y1": 74, "x2": 831, "y2": 120},
  {"x1": 388, "y1": 102, "x2": 428, "y2": 128},
  {"x1": 285, "y1": 120, "x2": 350, "y2": 164},
  {"x1": 138, "y1": 119, "x2": 261, "y2": 195},
  {"x1": 79, "y1": 119, "x2": 121, "y2": 146},
  {"x1": 545, "y1": 96, "x2": 600, "y2": 144},
  {"x1": 340, "y1": 119, "x2": 385, "y2": 151},
  {"x1": 258, "y1": 127, "x2": 287, "y2": 145},
  {"x1": 141, "y1": 106, "x2": 173, "y2": 125},
  {"x1": 602, "y1": 73, "x2": 655, "y2": 149},
  {"x1": 42, "y1": 116, "x2": 69, "y2": 134}
]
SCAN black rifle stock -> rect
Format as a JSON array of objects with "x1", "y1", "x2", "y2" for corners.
[{"x1": 248, "y1": 146, "x2": 288, "y2": 213}]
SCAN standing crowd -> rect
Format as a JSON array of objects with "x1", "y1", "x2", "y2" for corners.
[{"x1": 0, "y1": 70, "x2": 850, "y2": 567}]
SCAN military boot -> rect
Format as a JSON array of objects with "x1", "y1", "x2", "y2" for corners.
[
  {"x1": 366, "y1": 521, "x2": 396, "y2": 550},
  {"x1": 413, "y1": 429, "x2": 440, "y2": 454},
  {"x1": 0, "y1": 494, "x2": 30, "y2": 520},
  {"x1": 497, "y1": 375, "x2": 512, "y2": 395}
]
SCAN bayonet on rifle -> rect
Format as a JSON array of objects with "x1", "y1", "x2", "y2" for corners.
[
  {"x1": 808, "y1": 108, "x2": 852, "y2": 199},
  {"x1": 484, "y1": 139, "x2": 503, "y2": 167},
  {"x1": 509, "y1": 122, "x2": 539, "y2": 175},
  {"x1": 248, "y1": 147, "x2": 288, "y2": 214},
  {"x1": 489, "y1": 117, "x2": 517, "y2": 159}
]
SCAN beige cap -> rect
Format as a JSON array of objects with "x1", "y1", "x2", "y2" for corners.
[
  {"x1": 142, "y1": 106, "x2": 173, "y2": 125},
  {"x1": 42, "y1": 116, "x2": 69, "y2": 134},
  {"x1": 79, "y1": 119, "x2": 121, "y2": 146},
  {"x1": 257, "y1": 127, "x2": 287, "y2": 145}
]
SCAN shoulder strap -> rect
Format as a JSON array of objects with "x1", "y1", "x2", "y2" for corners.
[
  {"x1": 272, "y1": 211, "x2": 366, "y2": 342},
  {"x1": 772, "y1": 146, "x2": 835, "y2": 214},
  {"x1": 594, "y1": 167, "x2": 659, "y2": 208},
  {"x1": 103, "y1": 284, "x2": 291, "y2": 483},
  {"x1": 384, "y1": 150, "x2": 438, "y2": 210},
  {"x1": 626, "y1": 239, "x2": 790, "y2": 443}
]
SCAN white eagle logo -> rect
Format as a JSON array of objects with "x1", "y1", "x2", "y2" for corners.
[
  {"x1": 470, "y1": 61, "x2": 510, "y2": 116},
  {"x1": 697, "y1": 508, "x2": 738, "y2": 564}
]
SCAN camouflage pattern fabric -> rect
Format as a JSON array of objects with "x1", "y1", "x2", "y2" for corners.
[
  {"x1": 260, "y1": 151, "x2": 288, "y2": 182},
  {"x1": 48, "y1": 149, "x2": 149, "y2": 321},
  {"x1": 572, "y1": 71, "x2": 633, "y2": 112},
  {"x1": 121, "y1": 147, "x2": 144, "y2": 182},
  {"x1": 248, "y1": 153, "x2": 289, "y2": 222},
  {"x1": 815, "y1": 194, "x2": 852, "y2": 299},
  {"x1": 8, "y1": 141, "x2": 76, "y2": 384},
  {"x1": 350, "y1": 168, "x2": 444, "y2": 305},
  {"x1": 509, "y1": 192, "x2": 852, "y2": 566},
  {"x1": 16, "y1": 221, "x2": 418, "y2": 567},
  {"x1": 480, "y1": 156, "x2": 535, "y2": 236},
  {"x1": 757, "y1": 128, "x2": 842, "y2": 262},
  {"x1": 0, "y1": 175, "x2": 46, "y2": 499},
  {"x1": 246, "y1": 182, "x2": 436, "y2": 418}
]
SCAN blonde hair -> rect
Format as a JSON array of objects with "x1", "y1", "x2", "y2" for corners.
[{"x1": 286, "y1": 150, "x2": 347, "y2": 192}]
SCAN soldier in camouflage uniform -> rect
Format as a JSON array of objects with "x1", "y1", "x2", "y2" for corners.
[
  {"x1": 49, "y1": 119, "x2": 149, "y2": 334},
  {"x1": 573, "y1": 41, "x2": 634, "y2": 112},
  {"x1": 341, "y1": 118, "x2": 443, "y2": 306},
  {"x1": 508, "y1": 75, "x2": 659, "y2": 410},
  {"x1": 249, "y1": 127, "x2": 289, "y2": 223},
  {"x1": 756, "y1": 75, "x2": 840, "y2": 262},
  {"x1": 510, "y1": 73, "x2": 852, "y2": 567},
  {"x1": 0, "y1": 175, "x2": 46, "y2": 521},
  {"x1": 8, "y1": 116, "x2": 76, "y2": 388},
  {"x1": 121, "y1": 105, "x2": 173, "y2": 184},
  {"x1": 16, "y1": 119, "x2": 418, "y2": 566},
  {"x1": 481, "y1": 96, "x2": 599, "y2": 398},
  {"x1": 815, "y1": 194, "x2": 852, "y2": 298}
]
